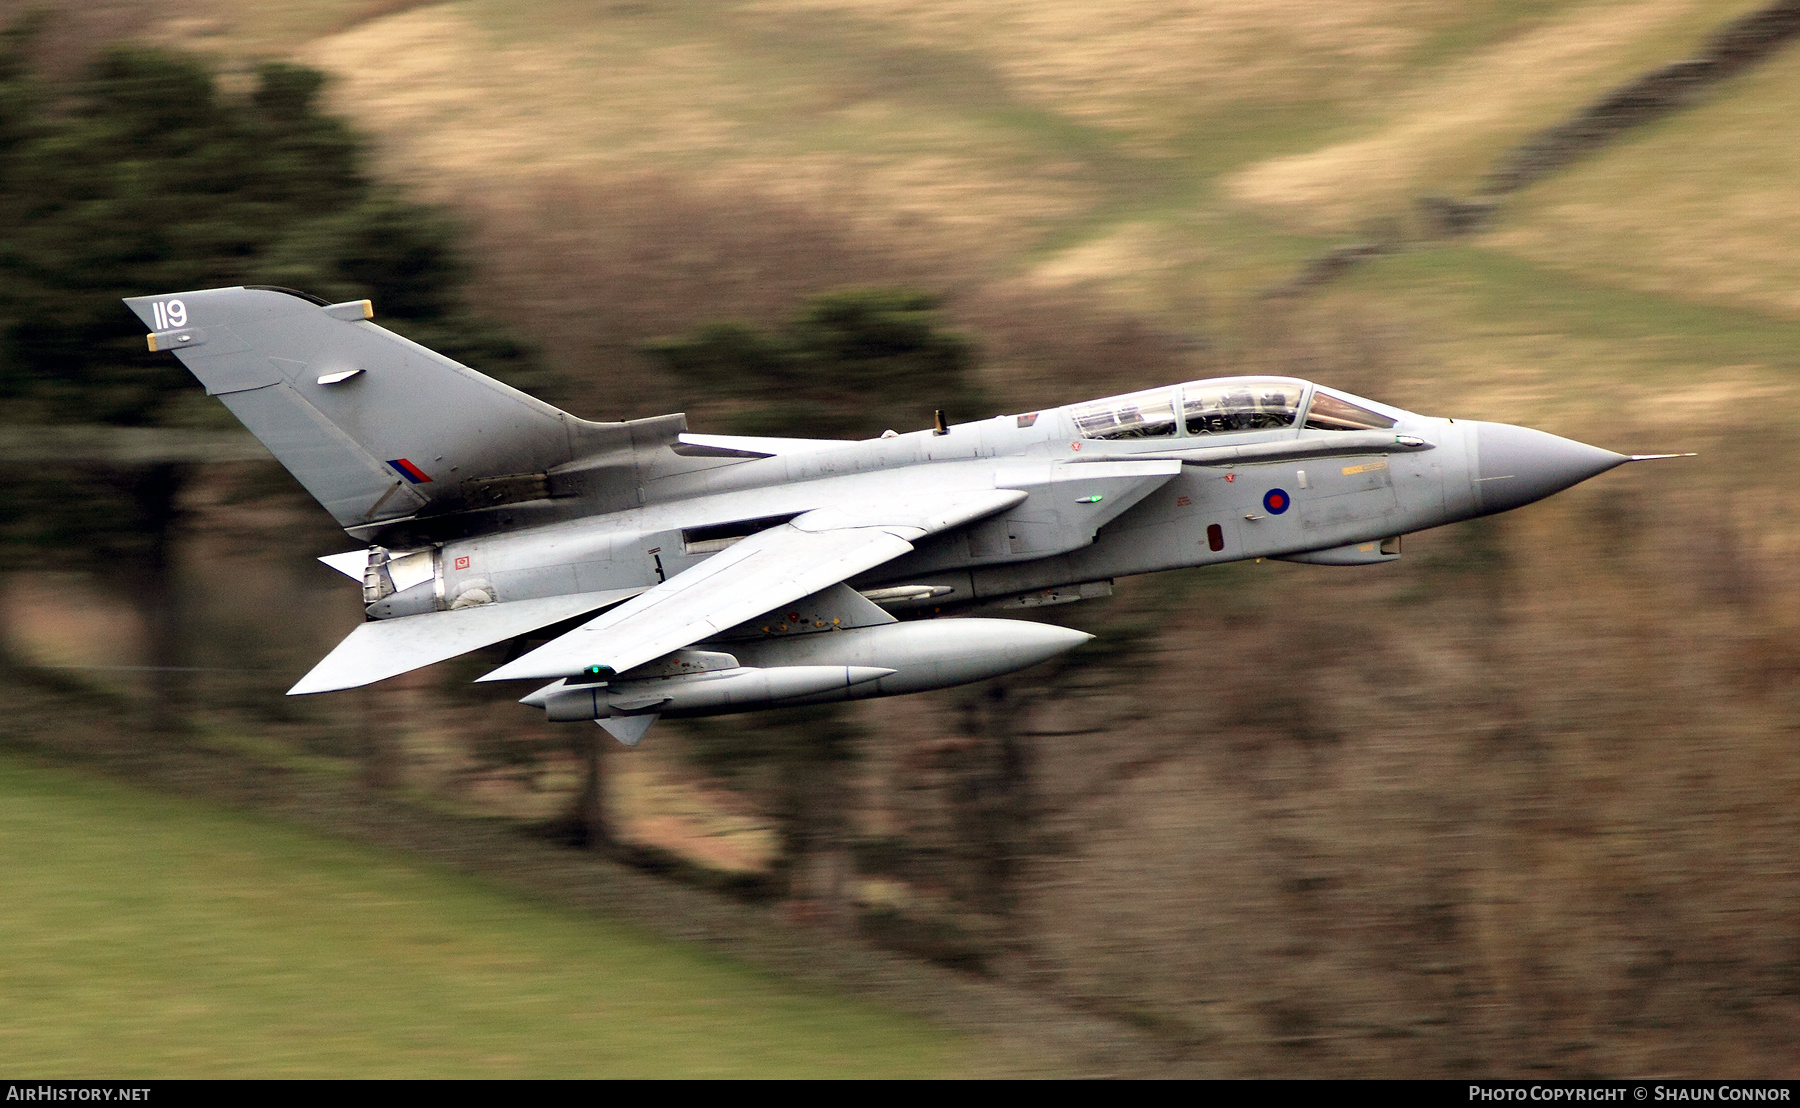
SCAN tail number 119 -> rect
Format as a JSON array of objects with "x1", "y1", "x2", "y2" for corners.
[{"x1": 152, "y1": 300, "x2": 187, "y2": 330}]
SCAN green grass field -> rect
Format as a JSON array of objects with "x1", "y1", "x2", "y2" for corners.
[{"x1": 0, "y1": 752, "x2": 978, "y2": 1077}]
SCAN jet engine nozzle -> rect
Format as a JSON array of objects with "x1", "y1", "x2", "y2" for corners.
[{"x1": 1471, "y1": 422, "x2": 1628, "y2": 515}]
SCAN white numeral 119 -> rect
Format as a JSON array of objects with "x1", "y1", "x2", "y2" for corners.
[{"x1": 153, "y1": 300, "x2": 187, "y2": 330}]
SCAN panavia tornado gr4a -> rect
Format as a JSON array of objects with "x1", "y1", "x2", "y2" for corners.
[{"x1": 126, "y1": 286, "x2": 1680, "y2": 745}]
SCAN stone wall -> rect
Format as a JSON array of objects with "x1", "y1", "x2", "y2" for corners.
[{"x1": 1484, "y1": 0, "x2": 1800, "y2": 194}]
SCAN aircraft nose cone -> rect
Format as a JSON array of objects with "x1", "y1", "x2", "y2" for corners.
[{"x1": 1472, "y1": 422, "x2": 1628, "y2": 514}]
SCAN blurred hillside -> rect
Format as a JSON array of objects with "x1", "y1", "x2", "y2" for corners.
[{"x1": 2, "y1": 0, "x2": 1797, "y2": 1078}]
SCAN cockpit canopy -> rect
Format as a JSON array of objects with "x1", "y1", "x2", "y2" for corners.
[{"x1": 1065, "y1": 376, "x2": 1395, "y2": 441}]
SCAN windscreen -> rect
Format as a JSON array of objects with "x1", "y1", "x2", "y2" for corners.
[
  {"x1": 1180, "y1": 378, "x2": 1304, "y2": 435},
  {"x1": 1304, "y1": 390, "x2": 1397, "y2": 431}
]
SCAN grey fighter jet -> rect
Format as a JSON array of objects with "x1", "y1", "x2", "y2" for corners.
[{"x1": 126, "y1": 286, "x2": 1676, "y2": 745}]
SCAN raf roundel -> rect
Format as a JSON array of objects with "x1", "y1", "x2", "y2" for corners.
[{"x1": 1263, "y1": 488, "x2": 1291, "y2": 515}]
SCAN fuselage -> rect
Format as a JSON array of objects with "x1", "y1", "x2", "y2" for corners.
[{"x1": 368, "y1": 376, "x2": 1625, "y2": 622}]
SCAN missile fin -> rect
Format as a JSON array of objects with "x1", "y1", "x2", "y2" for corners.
[{"x1": 598, "y1": 714, "x2": 659, "y2": 746}]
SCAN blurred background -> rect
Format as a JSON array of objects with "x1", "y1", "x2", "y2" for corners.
[{"x1": 1, "y1": 0, "x2": 1797, "y2": 1078}]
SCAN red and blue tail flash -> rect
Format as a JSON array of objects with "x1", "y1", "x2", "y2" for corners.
[{"x1": 387, "y1": 458, "x2": 432, "y2": 484}]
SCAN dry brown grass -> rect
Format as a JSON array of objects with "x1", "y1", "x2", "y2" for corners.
[
  {"x1": 610, "y1": 745, "x2": 779, "y2": 873},
  {"x1": 456, "y1": 171, "x2": 1204, "y2": 420},
  {"x1": 300, "y1": 4, "x2": 1099, "y2": 264},
  {"x1": 458, "y1": 171, "x2": 949, "y2": 420},
  {"x1": 3, "y1": 573, "x2": 148, "y2": 672},
  {"x1": 1224, "y1": 0, "x2": 1764, "y2": 233},
  {"x1": 750, "y1": 0, "x2": 1433, "y2": 138},
  {"x1": 853, "y1": 482, "x2": 1800, "y2": 1075},
  {"x1": 0, "y1": 0, "x2": 391, "y2": 69},
  {"x1": 0, "y1": 0, "x2": 166, "y2": 77},
  {"x1": 1487, "y1": 41, "x2": 1800, "y2": 318}
]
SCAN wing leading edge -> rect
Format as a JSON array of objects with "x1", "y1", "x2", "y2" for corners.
[
  {"x1": 290, "y1": 587, "x2": 647, "y2": 694},
  {"x1": 477, "y1": 488, "x2": 1029, "y2": 683}
]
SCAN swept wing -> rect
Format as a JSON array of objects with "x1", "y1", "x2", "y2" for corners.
[
  {"x1": 478, "y1": 488, "x2": 1028, "y2": 683},
  {"x1": 290, "y1": 587, "x2": 646, "y2": 694}
]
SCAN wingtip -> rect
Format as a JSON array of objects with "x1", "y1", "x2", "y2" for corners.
[
  {"x1": 289, "y1": 669, "x2": 373, "y2": 695},
  {"x1": 477, "y1": 659, "x2": 570, "y2": 683}
]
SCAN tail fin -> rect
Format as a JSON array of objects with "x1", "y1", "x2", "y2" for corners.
[{"x1": 124, "y1": 286, "x2": 670, "y2": 533}]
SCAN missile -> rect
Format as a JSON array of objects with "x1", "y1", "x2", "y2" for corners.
[{"x1": 525, "y1": 664, "x2": 894, "y2": 722}]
